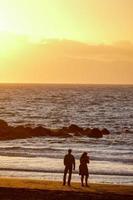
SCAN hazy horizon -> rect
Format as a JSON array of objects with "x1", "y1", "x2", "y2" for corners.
[{"x1": 0, "y1": 82, "x2": 133, "y2": 86}]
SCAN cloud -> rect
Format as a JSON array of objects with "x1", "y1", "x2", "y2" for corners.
[
  {"x1": 0, "y1": 37, "x2": 133, "y2": 83},
  {"x1": 34, "y1": 39, "x2": 133, "y2": 62}
]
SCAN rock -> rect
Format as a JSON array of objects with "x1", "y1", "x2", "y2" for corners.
[
  {"x1": 0, "y1": 119, "x2": 11, "y2": 139},
  {"x1": 60, "y1": 127, "x2": 69, "y2": 134},
  {"x1": 13, "y1": 125, "x2": 32, "y2": 137},
  {"x1": 82, "y1": 128, "x2": 91, "y2": 136},
  {"x1": 73, "y1": 132, "x2": 82, "y2": 136},
  {"x1": 68, "y1": 124, "x2": 83, "y2": 133},
  {"x1": 101, "y1": 128, "x2": 110, "y2": 135},
  {"x1": 88, "y1": 128, "x2": 103, "y2": 138},
  {"x1": 0, "y1": 119, "x2": 8, "y2": 129},
  {"x1": 31, "y1": 126, "x2": 51, "y2": 136},
  {"x1": 0, "y1": 119, "x2": 111, "y2": 140},
  {"x1": 55, "y1": 128, "x2": 72, "y2": 137}
]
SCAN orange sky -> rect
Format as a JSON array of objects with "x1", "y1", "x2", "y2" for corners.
[{"x1": 0, "y1": 0, "x2": 133, "y2": 84}]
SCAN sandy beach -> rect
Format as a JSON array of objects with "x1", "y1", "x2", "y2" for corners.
[{"x1": 0, "y1": 177, "x2": 132, "y2": 200}]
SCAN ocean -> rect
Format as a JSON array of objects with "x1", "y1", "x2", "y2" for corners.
[{"x1": 0, "y1": 84, "x2": 133, "y2": 185}]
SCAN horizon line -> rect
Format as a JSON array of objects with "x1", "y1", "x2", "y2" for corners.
[{"x1": 0, "y1": 82, "x2": 133, "y2": 86}]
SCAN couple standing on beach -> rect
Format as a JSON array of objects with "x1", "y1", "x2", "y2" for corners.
[{"x1": 63, "y1": 149, "x2": 89, "y2": 187}]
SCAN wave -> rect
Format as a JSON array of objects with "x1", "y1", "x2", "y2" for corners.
[
  {"x1": 0, "y1": 147, "x2": 61, "y2": 153},
  {"x1": 0, "y1": 146, "x2": 55, "y2": 151},
  {"x1": 91, "y1": 156, "x2": 133, "y2": 164},
  {"x1": 0, "y1": 167, "x2": 133, "y2": 177},
  {"x1": 0, "y1": 150, "x2": 132, "y2": 165}
]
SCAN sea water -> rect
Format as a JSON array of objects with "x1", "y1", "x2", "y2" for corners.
[{"x1": 0, "y1": 84, "x2": 133, "y2": 185}]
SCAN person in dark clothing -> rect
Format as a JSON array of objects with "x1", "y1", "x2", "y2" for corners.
[
  {"x1": 79, "y1": 152, "x2": 90, "y2": 187},
  {"x1": 63, "y1": 149, "x2": 75, "y2": 186}
]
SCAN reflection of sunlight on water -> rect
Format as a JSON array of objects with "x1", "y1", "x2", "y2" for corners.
[{"x1": 0, "y1": 84, "x2": 133, "y2": 132}]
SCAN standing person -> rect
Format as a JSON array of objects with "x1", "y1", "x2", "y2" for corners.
[
  {"x1": 79, "y1": 152, "x2": 90, "y2": 187},
  {"x1": 63, "y1": 149, "x2": 75, "y2": 186}
]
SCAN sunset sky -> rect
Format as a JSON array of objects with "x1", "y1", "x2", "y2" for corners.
[{"x1": 0, "y1": 0, "x2": 133, "y2": 84}]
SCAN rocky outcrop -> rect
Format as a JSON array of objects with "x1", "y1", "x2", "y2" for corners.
[
  {"x1": 101, "y1": 128, "x2": 110, "y2": 135},
  {"x1": 0, "y1": 119, "x2": 111, "y2": 140},
  {"x1": 31, "y1": 126, "x2": 51, "y2": 136},
  {"x1": 88, "y1": 128, "x2": 103, "y2": 138},
  {"x1": 82, "y1": 128, "x2": 91, "y2": 136},
  {"x1": 68, "y1": 124, "x2": 83, "y2": 133},
  {"x1": 0, "y1": 119, "x2": 8, "y2": 128}
]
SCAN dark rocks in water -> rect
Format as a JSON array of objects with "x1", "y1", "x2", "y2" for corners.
[
  {"x1": 101, "y1": 128, "x2": 110, "y2": 135},
  {"x1": 0, "y1": 120, "x2": 12, "y2": 139},
  {"x1": 0, "y1": 119, "x2": 111, "y2": 140},
  {"x1": 31, "y1": 126, "x2": 51, "y2": 136},
  {"x1": 58, "y1": 125, "x2": 83, "y2": 136},
  {"x1": 13, "y1": 126, "x2": 33, "y2": 138},
  {"x1": 68, "y1": 124, "x2": 83, "y2": 133},
  {"x1": 88, "y1": 128, "x2": 103, "y2": 138},
  {"x1": 56, "y1": 128, "x2": 72, "y2": 137},
  {"x1": 0, "y1": 126, "x2": 11, "y2": 139},
  {"x1": 0, "y1": 125, "x2": 32, "y2": 140},
  {"x1": 0, "y1": 119, "x2": 9, "y2": 134},
  {"x1": 53, "y1": 129, "x2": 70, "y2": 137},
  {"x1": 79, "y1": 127, "x2": 103, "y2": 138},
  {"x1": 0, "y1": 119, "x2": 8, "y2": 129},
  {"x1": 82, "y1": 128, "x2": 91, "y2": 136},
  {"x1": 59, "y1": 127, "x2": 69, "y2": 134}
]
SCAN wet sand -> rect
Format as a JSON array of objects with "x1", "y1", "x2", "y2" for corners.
[{"x1": 0, "y1": 177, "x2": 132, "y2": 200}]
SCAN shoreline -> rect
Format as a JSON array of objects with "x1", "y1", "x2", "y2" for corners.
[{"x1": 0, "y1": 177, "x2": 132, "y2": 200}]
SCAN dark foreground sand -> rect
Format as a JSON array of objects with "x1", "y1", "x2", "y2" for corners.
[{"x1": 0, "y1": 177, "x2": 132, "y2": 200}]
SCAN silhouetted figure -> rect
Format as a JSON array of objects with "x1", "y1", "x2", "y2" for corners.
[
  {"x1": 79, "y1": 152, "x2": 89, "y2": 187},
  {"x1": 63, "y1": 149, "x2": 75, "y2": 186}
]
